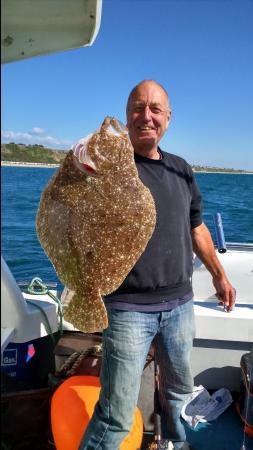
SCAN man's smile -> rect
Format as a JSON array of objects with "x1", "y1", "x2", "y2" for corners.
[{"x1": 138, "y1": 125, "x2": 156, "y2": 131}]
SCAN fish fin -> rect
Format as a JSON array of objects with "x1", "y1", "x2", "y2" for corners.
[
  {"x1": 60, "y1": 286, "x2": 75, "y2": 308},
  {"x1": 63, "y1": 291, "x2": 108, "y2": 333}
]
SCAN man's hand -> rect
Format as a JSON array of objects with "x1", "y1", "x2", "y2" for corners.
[{"x1": 212, "y1": 274, "x2": 236, "y2": 312}]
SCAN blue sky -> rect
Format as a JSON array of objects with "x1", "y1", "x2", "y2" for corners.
[{"x1": 2, "y1": 0, "x2": 253, "y2": 170}]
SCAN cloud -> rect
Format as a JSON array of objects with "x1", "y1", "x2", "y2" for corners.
[
  {"x1": 31, "y1": 127, "x2": 45, "y2": 135},
  {"x1": 1, "y1": 129, "x2": 72, "y2": 149}
]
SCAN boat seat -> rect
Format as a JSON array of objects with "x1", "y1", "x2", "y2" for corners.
[{"x1": 1, "y1": 256, "x2": 59, "y2": 353}]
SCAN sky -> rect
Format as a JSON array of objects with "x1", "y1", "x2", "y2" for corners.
[{"x1": 1, "y1": 0, "x2": 253, "y2": 170}]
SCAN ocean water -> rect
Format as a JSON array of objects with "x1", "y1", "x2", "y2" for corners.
[{"x1": 1, "y1": 166, "x2": 253, "y2": 286}]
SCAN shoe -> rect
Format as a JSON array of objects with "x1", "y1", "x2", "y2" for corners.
[
  {"x1": 148, "y1": 440, "x2": 191, "y2": 450},
  {"x1": 173, "y1": 443, "x2": 192, "y2": 450},
  {"x1": 180, "y1": 443, "x2": 192, "y2": 450}
]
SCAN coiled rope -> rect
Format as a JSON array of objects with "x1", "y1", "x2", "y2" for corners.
[{"x1": 48, "y1": 344, "x2": 103, "y2": 388}]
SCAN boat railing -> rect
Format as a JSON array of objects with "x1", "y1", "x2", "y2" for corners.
[
  {"x1": 219, "y1": 242, "x2": 253, "y2": 252},
  {"x1": 213, "y1": 212, "x2": 252, "y2": 252}
]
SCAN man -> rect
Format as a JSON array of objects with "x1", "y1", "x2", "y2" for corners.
[{"x1": 79, "y1": 80, "x2": 236, "y2": 450}]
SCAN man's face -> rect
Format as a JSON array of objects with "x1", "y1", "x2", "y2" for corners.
[{"x1": 126, "y1": 82, "x2": 171, "y2": 152}]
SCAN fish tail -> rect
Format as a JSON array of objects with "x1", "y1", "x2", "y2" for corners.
[{"x1": 63, "y1": 290, "x2": 108, "y2": 333}]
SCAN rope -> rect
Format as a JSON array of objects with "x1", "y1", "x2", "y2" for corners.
[
  {"x1": 48, "y1": 344, "x2": 102, "y2": 389},
  {"x1": 55, "y1": 344, "x2": 102, "y2": 378},
  {"x1": 26, "y1": 277, "x2": 64, "y2": 337}
]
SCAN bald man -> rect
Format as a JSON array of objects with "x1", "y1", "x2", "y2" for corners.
[{"x1": 79, "y1": 80, "x2": 235, "y2": 450}]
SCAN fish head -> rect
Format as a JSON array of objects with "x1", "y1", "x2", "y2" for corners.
[
  {"x1": 85, "y1": 117, "x2": 134, "y2": 175},
  {"x1": 72, "y1": 117, "x2": 134, "y2": 176}
]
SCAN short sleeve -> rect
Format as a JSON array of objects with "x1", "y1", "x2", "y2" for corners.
[{"x1": 189, "y1": 168, "x2": 203, "y2": 229}]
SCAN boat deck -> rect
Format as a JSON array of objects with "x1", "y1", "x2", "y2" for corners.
[
  {"x1": 141, "y1": 403, "x2": 252, "y2": 449},
  {"x1": 2, "y1": 244, "x2": 253, "y2": 449},
  {"x1": 1, "y1": 398, "x2": 251, "y2": 450}
]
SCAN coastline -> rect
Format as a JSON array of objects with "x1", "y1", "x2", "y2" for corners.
[
  {"x1": 1, "y1": 161, "x2": 252, "y2": 174},
  {"x1": 193, "y1": 170, "x2": 253, "y2": 175},
  {"x1": 1, "y1": 161, "x2": 60, "y2": 168}
]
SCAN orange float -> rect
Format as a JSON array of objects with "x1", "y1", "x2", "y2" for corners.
[{"x1": 51, "y1": 375, "x2": 143, "y2": 450}]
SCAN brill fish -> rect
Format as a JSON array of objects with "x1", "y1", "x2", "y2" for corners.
[{"x1": 36, "y1": 117, "x2": 156, "y2": 333}]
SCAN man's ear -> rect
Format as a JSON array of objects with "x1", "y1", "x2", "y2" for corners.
[{"x1": 166, "y1": 111, "x2": 172, "y2": 129}]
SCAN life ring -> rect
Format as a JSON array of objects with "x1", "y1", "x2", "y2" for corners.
[{"x1": 51, "y1": 375, "x2": 143, "y2": 450}]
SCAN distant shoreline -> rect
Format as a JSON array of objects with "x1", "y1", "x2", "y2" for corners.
[
  {"x1": 1, "y1": 161, "x2": 60, "y2": 168},
  {"x1": 1, "y1": 161, "x2": 253, "y2": 174},
  {"x1": 193, "y1": 170, "x2": 253, "y2": 175}
]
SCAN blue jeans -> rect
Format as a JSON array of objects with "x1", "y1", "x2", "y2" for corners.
[{"x1": 79, "y1": 300, "x2": 195, "y2": 450}]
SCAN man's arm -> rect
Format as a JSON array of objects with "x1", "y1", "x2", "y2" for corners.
[{"x1": 191, "y1": 222, "x2": 236, "y2": 312}]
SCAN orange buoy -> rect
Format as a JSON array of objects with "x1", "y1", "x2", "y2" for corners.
[{"x1": 51, "y1": 375, "x2": 143, "y2": 450}]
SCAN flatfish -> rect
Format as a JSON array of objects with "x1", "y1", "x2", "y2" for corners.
[{"x1": 36, "y1": 117, "x2": 156, "y2": 332}]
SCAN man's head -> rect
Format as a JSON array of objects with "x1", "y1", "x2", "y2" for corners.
[{"x1": 126, "y1": 80, "x2": 171, "y2": 157}]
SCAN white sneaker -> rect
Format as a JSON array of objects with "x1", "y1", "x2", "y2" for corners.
[
  {"x1": 149, "y1": 440, "x2": 191, "y2": 450},
  {"x1": 172, "y1": 443, "x2": 191, "y2": 450}
]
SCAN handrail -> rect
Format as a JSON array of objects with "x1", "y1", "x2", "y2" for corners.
[
  {"x1": 213, "y1": 212, "x2": 227, "y2": 253},
  {"x1": 219, "y1": 242, "x2": 253, "y2": 251}
]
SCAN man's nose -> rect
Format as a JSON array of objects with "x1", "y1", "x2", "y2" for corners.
[{"x1": 143, "y1": 105, "x2": 152, "y2": 120}]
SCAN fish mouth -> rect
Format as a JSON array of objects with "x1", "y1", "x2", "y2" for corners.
[
  {"x1": 73, "y1": 155, "x2": 98, "y2": 177},
  {"x1": 82, "y1": 163, "x2": 97, "y2": 175}
]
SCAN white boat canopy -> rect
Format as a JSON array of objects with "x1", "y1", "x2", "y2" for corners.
[{"x1": 1, "y1": 0, "x2": 102, "y2": 63}]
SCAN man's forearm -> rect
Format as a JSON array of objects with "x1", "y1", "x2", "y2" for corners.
[
  {"x1": 191, "y1": 222, "x2": 225, "y2": 278},
  {"x1": 191, "y1": 222, "x2": 236, "y2": 311}
]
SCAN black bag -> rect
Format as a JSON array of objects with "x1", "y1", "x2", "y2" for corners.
[
  {"x1": 236, "y1": 350, "x2": 253, "y2": 437},
  {"x1": 1, "y1": 331, "x2": 102, "y2": 449}
]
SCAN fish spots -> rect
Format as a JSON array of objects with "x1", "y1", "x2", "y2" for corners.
[{"x1": 36, "y1": 117, "x2": 156, "y2": 333}]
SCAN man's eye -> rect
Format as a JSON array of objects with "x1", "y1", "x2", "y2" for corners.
[
  {"x1": 134, "y1": 106, "x2": 144, "y2": 112},
  {"x1": 151, "y1": 107, "x2": 162, "y2": 114},
  {"x1": 132, "y1": 105, "x2": 163, "y2": 114}
]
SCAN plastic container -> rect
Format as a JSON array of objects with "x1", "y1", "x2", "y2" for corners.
[{"x1": 1, "y1": 334, "x2": 57, "y2": 392}]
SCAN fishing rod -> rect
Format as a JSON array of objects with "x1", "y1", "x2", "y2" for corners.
[
  {"x1": 149, "y1": 356, "x2": 171, "y2": 450},
  {"x1": 240, "y1": 347, "x2": 253, "y2": 450},
  {"x1": 154, "y1": 358, "x2": 162, "y2": 449}
]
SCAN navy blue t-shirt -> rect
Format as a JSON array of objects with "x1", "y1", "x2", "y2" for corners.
[{"x1": 104, "y1": 148, "x2": 203, "y2": 311}]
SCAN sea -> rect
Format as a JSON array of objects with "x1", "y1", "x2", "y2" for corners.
[{"x1": 1, "y1": 166, "x2": 253, "y2": 288}]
